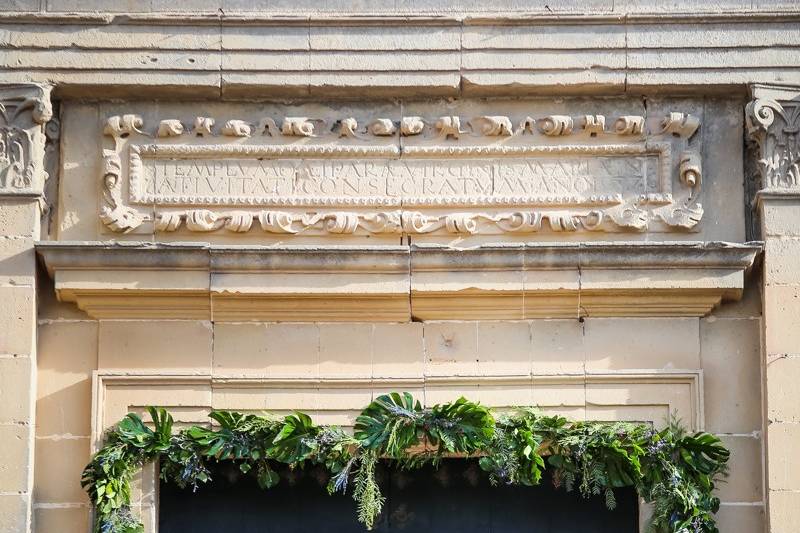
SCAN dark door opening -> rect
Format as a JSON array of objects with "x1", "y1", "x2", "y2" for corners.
[{"x1": 159, "y1": 459, "x2": 639, "y2": 532}]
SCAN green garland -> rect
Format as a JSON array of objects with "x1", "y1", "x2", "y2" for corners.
[{"x1": 82, "y1": 392, "x2": 729, "y2": 533}]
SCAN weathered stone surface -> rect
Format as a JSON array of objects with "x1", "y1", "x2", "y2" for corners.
[
  {"x1": 0, "y1": 356, "x2": 31, "y2": 423},
  {"x1": 98, "y1": 320, "x2": 212, "y2": 370},
  {"x1": 718, "y1": 435, "x2": 764, "y2": 502},
  {"x1": 0, "y1": 424, "x2": 31, "y2": 492},
  {"x1": 584, "y1": 317, "x2": 700, "y2": 371},
  {"x1": 0, "y1": 494, "x2": 29, "y2": 533},
  {"x1": 700, "y1": 317, "x2": 762, "y2": 433},
  {"x1": 768, "y1": 423, "x2": 800, "y2": 491},
  {"x1": 33, "y1": 437, "x2": 90, "y2": 503},
  {"x1": 36, "y1": 321, "x2": 97, "y2": 437},
  {"x1": 32, "y1": 507, "x2": 91, "y2": 533}
]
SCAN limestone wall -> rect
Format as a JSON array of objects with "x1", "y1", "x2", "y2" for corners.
[{"x1": 32, "y1": 288, "x2": 765, "y2": 531}]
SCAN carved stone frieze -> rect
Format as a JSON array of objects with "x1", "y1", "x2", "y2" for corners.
[
  {"x1": 0, "y1": 84, "x2": 52, "y2": 195},
  {"x1": 98, "y1": 109, "x2": 703, "y2": 236},
  {"x1": 746, "y1": 91, "x2": 800, "y2": 191}
]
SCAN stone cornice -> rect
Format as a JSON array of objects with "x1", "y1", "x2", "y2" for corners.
[
  {"x1": 37, "y1": 241, "x2": 762, "y2": 321},
  {"x1": 3, "y1": 11, "x2": 800, "y2": 25}
]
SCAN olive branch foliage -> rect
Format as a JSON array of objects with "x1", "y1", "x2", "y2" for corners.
[{"x1": 82, "y1": 392, "x2": 728, "y2": 533}]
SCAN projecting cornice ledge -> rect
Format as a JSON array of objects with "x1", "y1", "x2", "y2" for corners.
[{"x1": 36, "y1": 241, "x2": 762, "y2": 321}]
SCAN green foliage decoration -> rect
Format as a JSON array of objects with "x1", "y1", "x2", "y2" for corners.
[{"x1": 82, "y1": 394, "x2": 729, "y2": 533}]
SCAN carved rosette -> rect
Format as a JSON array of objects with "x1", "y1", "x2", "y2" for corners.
[
  {"x1": 98, "y1": 108, "x2": 704, "y2": 236},
  {"x1": 746, "y1": 96, "x2": 800, "y2": 191},
  {"x1": 0, "y1": 84, "x2": 53, "y2": 195}
]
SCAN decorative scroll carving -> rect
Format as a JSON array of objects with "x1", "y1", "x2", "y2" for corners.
[
  {"x1": 661, "y1": 112, "x2": 700, "y2": 139},
  {"x1": 339, "y1": 117, "x2": 358, "y2": 138},
  {"x1": 104, "y1": 114, "x2": 143, "y2": 138},
  {"x1": 614, "y1": 115, "x2": 644, "y2": 135},
  {"x1": 746, "y1": 97, "x2": 800, "y2": 190},
  {"x1": 99, "y1": 150, "x2": 144, "y2": 232},
  {"x1": 469, "y1": 116, "x2": 514, "y2": 137},
  {"x1": 281, "y1": 117, "x2": 315, "y2": 137},
  {"x1": 193, "y1": 116, "x2": 214, "y2": 136},
  {"x1": 368, "y1": 119, "x2": 396, "y2": 136},
  {"x1": 400, "y1": 117, "x2": 425, "y2": 136},
  {"x1": 679, "y1": 151, "x2": 702, "y2": 188},
  {"x1": 0, "y1": 84, "x2": 52, "y2": 194},
  {"x1": 435, "y1": 116, "x2": 461, "y2": 139},
  {"x1": 582, "y1": 115, "x2": 606, "y2": 135},
  {"x1": 99, "y1": 108, "x2": 703, "y2": 235},
  {"x1": 157, "y1": 120, "x2": 184, "y2": 138},
  {"x1": 540, "y1": 115, "x2": 573, "y2": 136},
  {"x1": 221, "y1": 120, "x2": 252, "y2": 137}
]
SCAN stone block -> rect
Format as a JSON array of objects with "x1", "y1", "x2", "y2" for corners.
[
  {"x1": 764, "y1": 286, "x2": 800, "y2": 356},
  {"x1": 36, "y1": 321, "x2": 97, "y2": 437},
  {"x1": 584, "y1": 318, "x2": 700, "y2": 371},
  {"x1": 222, "y1": 25, "x2": 308, "y2": 51},
  {"x1": 98, "y1": 320, "x2": 212, "y2": 371},
  {"x1": 700, "y1": 318, "x2": 762, "y2": 433},
  {"x1": 0, "y1": 286, "x2": 34, "y2": 355},
  {"x1": 0, "y1": 424, "x2": 31, "y2": 492},
  {"x1": 0, "y1": 198, "x2": 39, "y2": 238},
  {"x1": 462, "y1": 24, "x2": 625, "y2": 51},
  {"x1": 33, "y1": 507, "x2": 91, "y2": 533},
  {"x1": 713, "y1": 504, "x2": 765, "y2": 533},
  {"x1": 770, "y1": 491, "x2": 800, "y2": 533},
  {"x1": 767, "y1": 355, "x2": 800, "y2": 423},
  {"x1": 423, "y1": 322, "x2": 479, "y2": 377},
  {"x1": 717, "y1": 435, "x2": 763, "y2": 503},
  {"x1": 765, "y1": 238, "x2": 800, "y2": 285},
  {"x1": 0, "y1": 356, "x2": 31, "y2": 423},
  {"x1": 33, "y1": 437, "x2": 91, "y2": 503},
  {"x1": 319, "y1": 323, "x2": 372, "y2": 378},
  {"x1": 0, "y1": 494, "x2": 29, "y2": 533},
  {"x1": 372, "y1": 323, "x2": 424, "y2": 379},
  {"x1": 761, "y1": 200, "x2": 800, "y2": 237},
  {"x1": 46, "y1": 0, "x2": 153, "y2": 11},
  {"x1": 212, "y1": 323, "x2": 269, "y2": 375},
  {"x1": 262, "y1": 324, "x2": 319, "y2": 378},
  {"x1": 310, "y1": 25, "x2": 460, "y2": 51},
  {"x1": 0, "y1": 237, "x2": 35, "y2": 286},
  {"x1": 768, "y1": 423, "x2": 800, "y2": 490},
  {"x1": 531, "y1": 319, "x2": 585, "y2": 375},
  {"x1": 477, "y1": 321, "x2": 531, "y2": 376}
]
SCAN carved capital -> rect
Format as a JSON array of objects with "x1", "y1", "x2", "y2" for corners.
[
  {"x1": 0, "y1": 83, "x2": 53, "y2": 196},
  {"x1": 746, "y1": 85, "x2": 800, "y2": 193}
]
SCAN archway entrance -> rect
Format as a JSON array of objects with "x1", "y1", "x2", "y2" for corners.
[{"x1": 159, "y1": 459, "x2": 639, "y2": 532}]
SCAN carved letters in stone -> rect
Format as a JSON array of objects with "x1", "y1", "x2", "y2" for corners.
[
  {"x1": 0, "y1": 84, "x2": 52, "y2": 194},
  {"x1": 747, "y1": 96, "x2": 800, "y2": 190},
  {"x1": 99, "y1": 109, "x2": 704, "y2": 235}
]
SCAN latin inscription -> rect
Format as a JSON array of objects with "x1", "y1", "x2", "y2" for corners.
[{"x1": 137, "y1": 157, "x2": 655, "y2": 205}]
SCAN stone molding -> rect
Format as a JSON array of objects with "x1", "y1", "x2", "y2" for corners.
[
  {"x1": 37, "y1": 241, "x2": 761, "y2": 321},
  {"x1": 746, "y1": 84, "x2": 800, "y2": 204},
  {"x1": 92, "y1": 369, "x2": 705, "y2": 448},
  {"x1": 0, "y1": 83, "x2": 52, "y2": 196},
  {"x1": 99, "y1": 109, "x2": 703, "y2": 236}
]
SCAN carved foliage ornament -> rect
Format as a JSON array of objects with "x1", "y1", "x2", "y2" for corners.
[
  {"x1": 0, "y1": 84, "x2": 53, "y2": 194},
  {"x1": 99, "y1": 110, "x2": 702, "y2": 236},
  {"x1": 746, "y1": 97, "x2": 800, "y2": 190}
]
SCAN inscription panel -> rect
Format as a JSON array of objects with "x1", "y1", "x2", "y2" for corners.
[
  {"x1": 136, "y1": 155, "x2": 657, "y2": 207},
  {"x1": 98, "y1": 111, "x2": 703, "y2": 235}
]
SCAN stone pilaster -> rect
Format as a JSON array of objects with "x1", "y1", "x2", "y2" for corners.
[
  {"x1": 747, "y1": 84, "x2": 800, "y2": 533},
  {"x1": 0, "y1": 84, "x2": 51, "y2": 533}
]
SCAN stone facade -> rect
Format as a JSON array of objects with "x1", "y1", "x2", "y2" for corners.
[{"x1": 2, "y1": 1, "x2": 800, "y2": 532}]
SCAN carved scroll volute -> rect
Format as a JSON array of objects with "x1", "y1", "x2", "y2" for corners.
[
  {"x1": 0, "y1": 84, "x2": 53, "y2": 194},
  {"x1": 746, "y1": 95, "x2": 800, "y2": 190}
]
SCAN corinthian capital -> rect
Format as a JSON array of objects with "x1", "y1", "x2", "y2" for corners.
[
  {"x1": 0, "y1": 83, "x2": 53, "y2": 195},
  {"x1": 746, "y1": 84, "x2": 800, "y2": 192}
]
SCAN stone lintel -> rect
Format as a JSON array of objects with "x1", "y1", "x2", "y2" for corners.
[{"x1": 37, "y1": 241, "x2": 761, "y2": 321}]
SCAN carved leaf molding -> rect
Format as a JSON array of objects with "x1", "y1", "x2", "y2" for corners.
[{"x1": 746, "y1": 98, "x2": 800, "y2": 190}]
